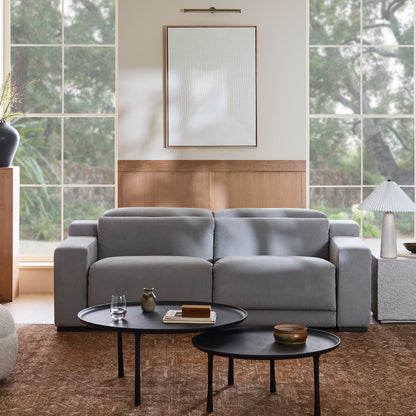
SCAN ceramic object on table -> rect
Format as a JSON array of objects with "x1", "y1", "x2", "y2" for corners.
[
  {"x1": 140, "y1": 288, "x2": 156, "y2": 312},
  {"x1": 403, "y1": 242, "x2": 416, "y2": 253},
  {"x1": 273, "y1": 324, "x2": 308, "y2": 345}
]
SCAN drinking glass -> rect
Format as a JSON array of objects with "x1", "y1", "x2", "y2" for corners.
[{"x1": 110, "y1": 295, "x2": 127, "y2": 321}]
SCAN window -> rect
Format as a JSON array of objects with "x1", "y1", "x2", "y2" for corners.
[
  {"x1": 309, "y1": 0, "x2": 415, "y2": 251},
  {"x1": 9, "y1": 0, "x2": 116, "y2": 258}
]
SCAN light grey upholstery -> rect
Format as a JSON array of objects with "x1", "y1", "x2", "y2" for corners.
[
  {"x1": 98, "y1": 217, "x2": 214, "y2": 260},
  {"x1": 68, "y1": 220, "x2": 98, "y2": 237},
  {"x1": 89, "y1": 256, "x2": 212, "y2": 305},
  {"x1": 54, "y1": 208, "x2": 215, "y2": 327},
  {"x1": 103, "y1": 207, "x2": 213, "y2": 217},
  {"x1": 212, "y1": 209, "x2": 370, "y2": 331},
  {"x1": 329, "y1": 236, "x2": 372, "y2": 329},
  {"x1": 215, "y1": 208, "x2": 327, "y2": 218},
  {"x1": 213, "y1": 254, "x2": 337, "y2": 328},
  {"x1": 54, "y1": 236, "x2": 98, "y2": 327},
  {"x1": 329, "y1": 219, "x2": 359, "y2": 237},
  {"x1": 240, "y1": 310, "x2": 337, "y2": 327},
  {"x1": 213, "y1": 256, "x2": 335, "y2": 310},
  {"x1": 54, "y1": 207, "x2": 371, "y2": 331},
  {"x1": 214, "y1": 218, "x2": 329, "y2": 259}
]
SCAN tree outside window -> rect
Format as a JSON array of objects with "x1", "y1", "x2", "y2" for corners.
[
  {"x1": 309, "y1": 0, "x2": 415, "y2": 251},
  {"x1": 10, "y1": 0, "x2": 116, "y2": 256}
]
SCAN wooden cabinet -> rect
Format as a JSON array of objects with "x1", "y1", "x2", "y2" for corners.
[{"x1": 0, "y1": 167, "x2": 19, "y2": 301}]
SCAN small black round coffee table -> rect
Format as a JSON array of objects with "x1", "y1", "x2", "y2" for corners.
[
  {"x1": 78, "y1": 301, "x2": 247, "y2": 406},
  {"x1": 192, "y1": 326, "x2": 340, "y2": 415}
]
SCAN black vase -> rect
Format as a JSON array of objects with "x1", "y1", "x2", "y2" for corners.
[{"x1": 0, "y1": 122, "x2": 20, "y2": 167}]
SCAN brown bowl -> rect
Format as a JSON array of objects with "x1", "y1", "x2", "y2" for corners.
[
  {"x1": 273, "y1": 324, "x2": 308, "y2": 345},
  {"x1": 403, "y1": 242, "x2": 416, "y2": 253}
]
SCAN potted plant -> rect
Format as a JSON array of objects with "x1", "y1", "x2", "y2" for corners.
[{"x1": 0, "y1": 73, "x2": 25, "y2": 167}]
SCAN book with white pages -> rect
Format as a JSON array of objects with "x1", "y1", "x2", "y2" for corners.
[{"x1": 163, "y1": 309, "x2": 216, "y2": 324}]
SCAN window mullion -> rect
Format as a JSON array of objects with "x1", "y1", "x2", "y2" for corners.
[
  {"x1": 61, "y1": 0, "x2": 65, "y2": 243},
  {"x1": 414, "y1": 0, "x2": 416, "y2": 240},
  {"x1": 360, "y1": 0, "x2": 364, "y2": 237}
]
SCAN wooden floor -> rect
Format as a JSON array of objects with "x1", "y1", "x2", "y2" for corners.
[{"x1": 1, "y1": 293, "x2": 54, "y2": 324}]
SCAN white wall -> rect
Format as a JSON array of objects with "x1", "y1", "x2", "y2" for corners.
[{"x1": 118, "y1": 0, "x2": 307, "y2": 160}]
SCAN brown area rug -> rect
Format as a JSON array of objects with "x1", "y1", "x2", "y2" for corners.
[{"x1": 0, "y1": 324, "x2": 415, "y2": 415}]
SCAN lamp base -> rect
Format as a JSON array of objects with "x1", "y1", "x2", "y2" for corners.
[{"x1": 380, "y1": 211, "x2": 397, "y2": 259}]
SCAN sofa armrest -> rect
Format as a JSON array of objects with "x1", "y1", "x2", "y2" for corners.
[
  {"x1": 54, "y1": 236, "x2": 98, "y2": 328},
  {"x1": 68, "y1": 220, "x2": 98, "y2": 237},
  {"x1": 329, "y1": 236, "x2": 372, "y2": 330},
  {"x1": 329, "y1": 220, "x2": 359, "y2": 237}
]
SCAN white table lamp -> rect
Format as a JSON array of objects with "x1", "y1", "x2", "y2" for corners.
[{"x1": 358, "y1": 180, "x2": 416, "y2": 258}]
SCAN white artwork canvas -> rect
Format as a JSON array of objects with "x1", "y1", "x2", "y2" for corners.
[{"x1": 166, "y1": 26, "x2": 257, "y2": 147}]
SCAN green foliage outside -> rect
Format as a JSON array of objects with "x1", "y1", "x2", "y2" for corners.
[
  {"x1": 10, "y1": 0, "x2": 116, "y2": 252},
  {"x1": 310, "y1": 0, "x2": 415, "y2": 238},
  {"x1": 9, "y1": 0, "x2": 416, "y2": 248},
  {"x1": 63, "y1": 187, "x2": 114, "y2": 235}
]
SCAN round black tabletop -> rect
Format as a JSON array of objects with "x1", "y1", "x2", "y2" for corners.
[
  {"x1": 78, "y1": 301, "x2": 247, "y2": 334},
  {"x1": 192, "y1": 326, "x2": 340, "y2": 360}
]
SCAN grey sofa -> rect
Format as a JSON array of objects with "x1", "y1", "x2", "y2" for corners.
[{"x1": 54, "y1": 207, "x2": 372, "y2": 331}]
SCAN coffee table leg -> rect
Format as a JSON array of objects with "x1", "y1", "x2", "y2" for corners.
[
  {"x1": 228, "y1": 357, "x2": 234, "y2": 385},
  {"x1": 207, "y1": 353, "x2": 214, "y2": 413},
  {"x1": 270, "y1": 360, "x2": 276, "y2": 393},
  {"x1": 313, "y1": 355, "x2": 320, "y2": 416},
  {"x1": 135, "y1": 333, "x2": 141, "y2": 406},
  {"x1": 117, "y1": 332, "x2": 124, "y2": 378}
]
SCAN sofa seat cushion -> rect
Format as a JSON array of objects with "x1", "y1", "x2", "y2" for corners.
[
  {"x1": 213, "y1": 256, "x2": 336, "y2": 310},
  {"x1": 88, "y1": 256, "x2": 213, "y2": 306}
]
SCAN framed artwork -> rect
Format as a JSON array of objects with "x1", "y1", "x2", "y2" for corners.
[{"x1": 165, "y1": 26, "x2": 257, "y2": 147}]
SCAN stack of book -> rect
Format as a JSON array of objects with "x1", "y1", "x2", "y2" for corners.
[{"x1": 163, "y1": 305, "x2": 216, "y2": 324}]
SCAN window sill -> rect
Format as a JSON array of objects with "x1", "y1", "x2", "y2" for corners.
[{"x1": 19, "y1": 262, "x2": 54, "y2": 269}]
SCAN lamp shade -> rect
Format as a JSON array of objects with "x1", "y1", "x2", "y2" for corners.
[{"x1": 358, "y1": 180, "x2": 416, "y2": 212}]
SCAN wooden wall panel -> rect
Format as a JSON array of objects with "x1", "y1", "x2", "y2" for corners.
[
  {"x1": 210, "y1": 171, "x2": 305, "y2": 211},
  {"x1": 119, "y1": 171, "x2": 210, "y2": 207},
  {"x1": 118, "y1": 160, "x2": 306, "y2": 210},
  {"x1": 0, "y1": 167, "x2": 19, "y2": 301}
]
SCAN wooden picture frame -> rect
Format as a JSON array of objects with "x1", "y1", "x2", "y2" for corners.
[{"x1": 165, "y1": 26, "x2": 257, "y2": 148}]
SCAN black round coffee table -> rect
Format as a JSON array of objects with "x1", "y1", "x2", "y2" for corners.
[
  {"x1": 192, "y1": 326, "x2": 340, "y2": 415},
  {"x1": 78, "y1": 301, "x2": 247, "y2": 406}
]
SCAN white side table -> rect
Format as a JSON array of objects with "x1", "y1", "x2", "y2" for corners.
[{"x1": 372, "y1": 254, "x2": 416, "y2": 323}]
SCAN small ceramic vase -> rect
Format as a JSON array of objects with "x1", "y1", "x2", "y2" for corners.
[{"x1": 140, "y1": 288, "x2": 156, "y2": 312}]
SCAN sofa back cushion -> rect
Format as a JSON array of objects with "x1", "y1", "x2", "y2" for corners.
[
  {"x1": 102, "y1": 207, "x2": 213, "y2": 217},
  {"x1": 214, "y1": 217, "x2": 329, "y2": 259},
  {"x1": 98, "y1": 216, "x2": 214, "y2": 260},
  {"x1": 215, "y1": 208, "x2": 327, "y2": 218}
]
